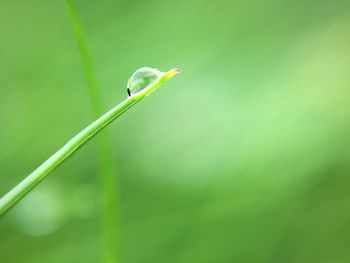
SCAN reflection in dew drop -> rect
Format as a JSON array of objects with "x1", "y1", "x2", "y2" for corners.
[
  {"x1": 127, "y1": 67, "x2": 163, "y2": 96},
  {"x1": 11, "y1": 187, "x2": 66, "y2": 236}
]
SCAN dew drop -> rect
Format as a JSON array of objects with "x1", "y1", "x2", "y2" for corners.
[{"x1": 127, "y1": 67, "x2": 163, "y2": 96}]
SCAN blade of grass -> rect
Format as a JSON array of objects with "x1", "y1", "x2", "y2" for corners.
[
  {"x1": 0, "y1": 68, "x2": 180, "y2": 218},
  {"x1": 64, "y1": 1, "x2": 118, "y2": 262}
]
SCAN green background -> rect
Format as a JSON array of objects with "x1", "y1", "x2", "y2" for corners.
[{"x1": 1, "y1": 0, "x2": 350, "y2": 262}]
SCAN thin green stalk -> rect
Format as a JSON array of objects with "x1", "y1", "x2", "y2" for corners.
[
  {"x1": 0, "y1": 68, "x2": 180, "y2": 217},
  {"x1": 64, "y1": 1, "x2": 118, "y2": 262},
  {"x1": 65, "y1": 0, "x2": 102, "y2": 114}
]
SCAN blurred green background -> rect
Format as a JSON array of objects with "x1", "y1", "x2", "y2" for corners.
[{"x1": 1, "y1": 0, "x2": 350, "y2": 262}]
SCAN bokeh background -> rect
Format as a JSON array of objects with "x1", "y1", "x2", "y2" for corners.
[{"x1": 1, "y1": 0, "x2": 350, "y2": 262}]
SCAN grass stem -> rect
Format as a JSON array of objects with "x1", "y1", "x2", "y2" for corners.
[
  {"x1": 0, "y1": 68, "x2": 179, "y2": 218},
  {"x1": 64, "y1": 1, "x2": 119, "y2": 262}
]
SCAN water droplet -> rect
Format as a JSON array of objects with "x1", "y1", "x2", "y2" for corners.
[{"x1": 127, "y1": 67, "x2": 162, "y2": 96}]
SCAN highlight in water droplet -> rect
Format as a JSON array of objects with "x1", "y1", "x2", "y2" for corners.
[{"x1": 127, "y1": 67, "x2": 163, "y2": 97}]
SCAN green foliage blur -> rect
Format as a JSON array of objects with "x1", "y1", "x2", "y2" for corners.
[{"x1": 1, "y1": 0, "x2": 350, "y2": 262}]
